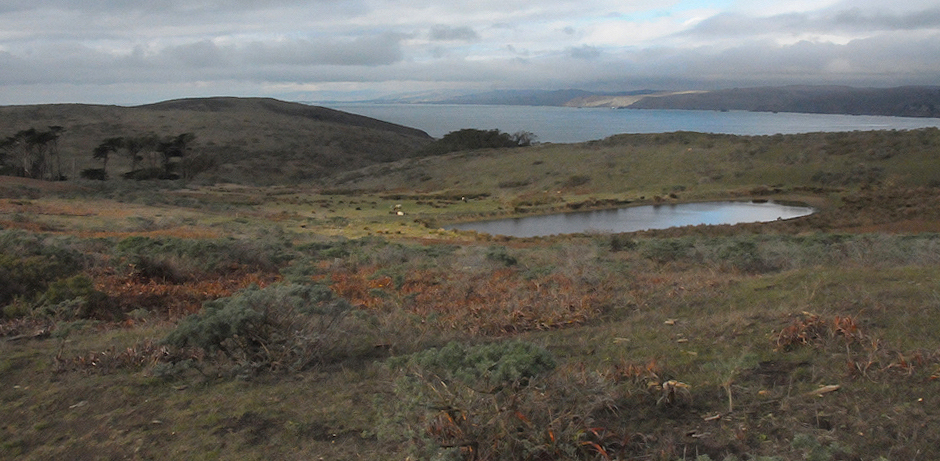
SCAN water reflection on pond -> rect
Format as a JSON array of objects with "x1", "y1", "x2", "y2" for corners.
[{"x1": 447, "y1": 201, "x2": 814, "y2": 238}]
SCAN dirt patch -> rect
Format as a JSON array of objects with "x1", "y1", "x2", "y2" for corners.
[{"x1": 742, "y1": 360, "x2": 808, "y2": 387}]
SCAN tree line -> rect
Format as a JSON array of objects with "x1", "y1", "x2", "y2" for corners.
[
  {"x1": 0, "y1": 127, "x2": 66, "y2": 181},
  {"x1": 86, "y1": 132, "x2": 196, "y2": 180},
  {"x1": 2, "y1": 125, "x2": 531, "y2": 182},
  {"x1": 1, "y1": 127, "x2": 206, "y2": 181},
  {"x1": 419, "y1": 128, "x2": 536, "y2": 156}
]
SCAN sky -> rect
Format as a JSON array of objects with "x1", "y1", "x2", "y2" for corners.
[{"x1": 1, "y1": 0, "x2": 939, "y2": 105}]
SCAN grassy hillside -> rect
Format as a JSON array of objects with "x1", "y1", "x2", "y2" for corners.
[
  {"x1": 2, "y1": 126, "x2": 940, "y2": 460},
  {"x1": 325, "y1": 129, "x2": 940, "y2": 231},
  {"x1": 0, "y1": 97, "x2": 432, "y2": 184}
]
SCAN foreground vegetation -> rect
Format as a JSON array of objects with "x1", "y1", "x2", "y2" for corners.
[{"x1": 2, "y1": 125, "x2": 940, "y2": 460}]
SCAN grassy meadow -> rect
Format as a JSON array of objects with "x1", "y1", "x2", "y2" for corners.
[{"x1": 2, "y1": 116, "x2": 940, "y2": 460}]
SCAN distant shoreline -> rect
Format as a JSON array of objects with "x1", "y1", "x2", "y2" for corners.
[{"x1": 329, "y1": 85, "x2": 940, "y2": 119}]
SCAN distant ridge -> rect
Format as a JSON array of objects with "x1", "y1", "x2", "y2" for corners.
[
  {"x1": 627, "y1": 86, "x2": 940, "y2": 118},
  {"x1": 377, "y1": 86, "x2": 940, "y2": 118},
  {"x1": 435, "y1": 89, "x2": 598, "y2": 106},
  {"x1": 428, "y1": 89, "x2": 659, "y2": 107}
]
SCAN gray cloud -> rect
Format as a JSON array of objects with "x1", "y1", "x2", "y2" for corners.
[
  {"x1": 163, "y1": 40, "x2": 231, "y2": 68},
  {"x1": 240, "y1": 35, "x2": 405, "y2": 66},
  {"x1": 568, "y1": 45, "x2": 601, "y2": 60},
  {"x1": 429, "y1": 26, "x2": 479, "y2": 41},
  {"x1": 0, "y1": 34, "x2": 405, "y2": 87},
  {"x1": 1, "y1": 0, "x2": 337, "y2": 14},
  {"x1": 620, "y1": 34, "x2": 940, "y2": 88},
  {"x1": 2, "y1": 1, "x2": 940, "y2": 104},
  {"x1": 827, "y1": 7, "x2": 940, "y2": 31},
  {"x1": 685, "y1": 7, "x2": 940, "y2": 38}
]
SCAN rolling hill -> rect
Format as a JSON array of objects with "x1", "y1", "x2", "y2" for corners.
[{"x1": 0, "y1": 97, "x2": 433, "y2": 185}]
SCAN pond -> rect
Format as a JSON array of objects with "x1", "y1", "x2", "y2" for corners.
[{"x1": 447, "y1": 201, "x2": 815, "y2": 238}]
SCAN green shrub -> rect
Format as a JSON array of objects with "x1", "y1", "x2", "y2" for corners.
[
  {"x1": 609, "y1": 234, "x2": 636, "y2": 252},
  {"x1": 484, "y1": 246, "x2": 518, "y2": 267},
  {"x1": 163, "y1": 283, "x2": 368, "y2": 373},
  {"x1": 382, "y1": 341, "x2": 561, "y2": 459},
  {"x1": 35, "y1": 274, "x2": 111, "y2": 320},
  {"x1": 400, "y1": 340, "x2": 556, "y2": 392},
  {"x1": 708, "y1": 237, "x2": 780, "y2": 274},
  {"x1": 0, "y1": 231, "x2": 85, "y2": 306},
  {"x1": 381, "y1": 342, "x2": 677, "y2": 460},
  {"x1": 163, "y1": 292, "x2": 265, "y2": 352},
  {"x1": 641, "y1": 238, "x2": 694, "y2": 264}
]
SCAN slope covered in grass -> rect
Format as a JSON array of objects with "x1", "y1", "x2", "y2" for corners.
[
  {"x1": 2, "y1": 127, "x2": 940, "y2": 460},
  {"x1": 0, "y1": 97, "x2": 433, "y2": 184}
]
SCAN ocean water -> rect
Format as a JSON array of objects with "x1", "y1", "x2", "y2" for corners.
[{"x1": 323, "y1": 103, "x2": 940, "y2": 143}]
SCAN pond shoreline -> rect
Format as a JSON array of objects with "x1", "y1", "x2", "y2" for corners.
[{"x1": 445, "y1": 197, "x2": 818, "y2": 238}]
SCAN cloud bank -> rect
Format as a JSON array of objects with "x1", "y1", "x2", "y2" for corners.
[{"x1": 1, "y1": 0, "x2": 938, "y2": 104}]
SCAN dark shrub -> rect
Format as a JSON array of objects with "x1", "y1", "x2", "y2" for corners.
[
  {"x1": 0, "y1": 230, "x2": 85, "y2": 307},
  {"x1": 641, "y1": 238, "x2": 694, "y2": 264},
  {"x1": 35, "y1": 274, "x2": 112, "y2": 320},
  {"x1": 114, "y1": 235, "x2": 286, "y2": 282},
  {"x1": 420, "y1": 129, "x2": 533, "y2": 156},
  {"x1": 80, "y1": 168, "x2": 107, "y2": 180}
]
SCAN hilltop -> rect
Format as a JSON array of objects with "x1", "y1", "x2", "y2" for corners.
[{"x1": 0, "y1": 97, "x2": 432, "y2": 184}]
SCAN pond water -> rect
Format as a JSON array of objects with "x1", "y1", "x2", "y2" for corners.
[{"x1": 447, "y1": 201, "x2": 815, "y2": 238}]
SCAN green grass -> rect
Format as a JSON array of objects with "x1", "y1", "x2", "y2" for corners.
[
  {"x1": 0, "y1": 98, "x2": 432, "y2": 185},
  {"x1": 328, "y1": 130, "x2": 940, "y2": 203},
  {"x1": 5, "y1": 225, "x2": 938, "y2": 459},
  {"x1": 3, "y1": 127, "x2": 940, "y2": 459}
]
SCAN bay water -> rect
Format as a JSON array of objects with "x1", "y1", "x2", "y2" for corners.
[{"x1": 324, "y1": 103, "x2": 940, "y2": 143}]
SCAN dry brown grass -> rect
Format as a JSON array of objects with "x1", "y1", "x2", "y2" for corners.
[{"x1": 93, "y1": 268, "x2": 281, "y2": 319}]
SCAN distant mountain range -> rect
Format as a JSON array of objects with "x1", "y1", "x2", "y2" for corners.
[{"x1": 364, "y1": 85, "x2": 940, "y2": 118}]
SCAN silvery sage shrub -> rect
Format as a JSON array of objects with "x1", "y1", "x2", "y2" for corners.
[{"x1": 163, "y1": 283, "x2": 367, "y2": 374}]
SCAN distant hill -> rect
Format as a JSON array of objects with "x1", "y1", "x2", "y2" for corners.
[
  {"x1": 380, "y1": 86, "x2": 940, "y2": 118},
  {"x1": 627, "y1": 86, "x2": 940, "y2": 118},
  {"x1": 426, "y1": 89, "x2": 660, "y2": 106},
  {"x1": 0, "y1": 97, "x2": 432, "y2": 184},
  {"x1": 434, "y1": 89, "x2": 599, "y2": 106}
]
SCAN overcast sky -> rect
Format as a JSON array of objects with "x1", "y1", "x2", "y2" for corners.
[{"x1": 1, "y1": 0, "x2": 939, "y2": 104}]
